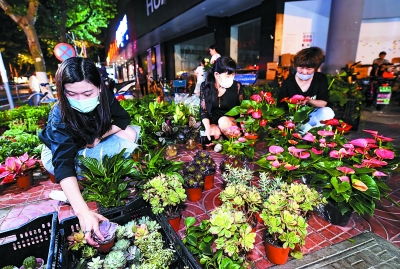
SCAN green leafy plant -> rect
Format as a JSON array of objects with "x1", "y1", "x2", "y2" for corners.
[
  {"x1": 258, "y1": 172, "x2": 284, "y2": 200},
  {"x1": 78, "y1": 149, "x2": 138, "y2": 208},
  {"x1": 22, "y1": 256, "x2": 37, "y2": 269},
  {"x1": 142, "y1": 173, "x2": 187, "y2": 214},
  {"x1": 0, "y1": 129, "x2": 41, "y2": 162},
  {"x1": 260, "y1": 183, "x2": 326, "y2": 259},
  {"x1": 221, "y1": 164, "x2": 254, "y2": 186}
]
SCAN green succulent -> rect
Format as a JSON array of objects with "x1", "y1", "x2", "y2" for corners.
[
  {"x1": 22, "y1": 256, "x2": 36, "y2": 269},
  {"x1": 113, "y1": 239, "x2": 131, "y2": 251},
  {"x1": 1, "y1": 266, "x2": 17, "y2": 269},
  {"x1": 222, "y1": 164, "x2": 254, "y2": 185},
  {"x1": 103, "y1": 250, "x2": 127, "y2": 269},
  {"x1": 82, "y1": 246, "x2": 97, "y2": 259},
  {"x1": 220, "y1": 183, "x2": 262, "y2": 218},
  {"x1": 87, "y1": 256, "x2": 103, "y2": 269},
  {"x1": 142, "y1": 173, "x2": 187, "y2": 214}
]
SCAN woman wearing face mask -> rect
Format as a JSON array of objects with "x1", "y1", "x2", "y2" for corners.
[
  {"x1": 278, "y1": 47, "x2": 334, "y2": 133},
  {"x1": 39, "y1": 57, "x2": 139, "y2": 246},
  {"x1": 200, "y1": 56, "x2": 243, "y2": 140}
]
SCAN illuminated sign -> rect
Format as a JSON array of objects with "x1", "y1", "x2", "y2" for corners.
[
  {"x1": 146, "y1": 0, "x2": 167, "y2": 16},
  {"x1": 116, "y1": 15, "x2": 129, "y2": 48}
]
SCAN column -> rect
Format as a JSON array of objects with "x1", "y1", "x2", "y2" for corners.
[{"x1": 324, "y1": 0, "x2": 365, "y2": 73}]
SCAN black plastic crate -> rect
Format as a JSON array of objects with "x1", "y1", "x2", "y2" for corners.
[
  {"x1": 0, "y1": 212, "x2": 58, "y2": 269},
  {"x1": 55, "y1": 196, "x2": 201, "y2": 269}
]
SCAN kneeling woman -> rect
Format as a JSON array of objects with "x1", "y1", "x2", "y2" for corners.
[
  {"x1": 39, "y1": 57, "x2": 139, "y2": 245},
  {"x1": 200, "y1": 56, "x2": 243, "y2": 140}
]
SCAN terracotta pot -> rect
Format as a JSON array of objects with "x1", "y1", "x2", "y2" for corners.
[
  {"x1": 168, "y1": 216, "x2": 181, "y2": 232},
  {"x1": 186, "y1": 187, "x2": 202, "y2": 202},
  {"x1": 203, "y1": 174, "x2": 215, "y2": 191},
  {"x1": 16, "y1": 174, "x2": 32, "y2": 190},
  {"x1": 245, "y1": 133, "x2": 259, "y2": 140},
  {"x1": 255, "y1": 212, "x2": 263, "y2": 224},
  {"x1": 97, "y1": 237, "x2": 115, "y2": 253},
  {"x1": 265, "y1": 241, "x2": 290, "y2": 265}
]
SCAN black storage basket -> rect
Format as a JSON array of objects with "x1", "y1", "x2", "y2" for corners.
[
  {"x1": 55, "y1": 196, "x2": 201, "y2": 269},
  {"x1": 0, "y1": 212, "x2": 58, "y2": 269}
]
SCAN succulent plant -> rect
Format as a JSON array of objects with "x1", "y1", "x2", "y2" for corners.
[
  {"x1": 123, "y1": 220, "x2": 137, "y2": 238},
  {"x1": 1, "y1": 266, "x2": 17, "y2": 269},
  {"x1": 126, "y1": 245, "x2": 141, "y2": 262},
  {"x1": 112, "y1": 238, "x2": 131, "y2": 251},
  {"x1": 67, "y1": 231, "x2": 86, "y2": 251},
  {"x1": 82, "y1": 246, "x2": 97, "y2": 259},
  {"x1": 221, "y1": 164, "x2": 254, "y2": 185},
  {"x1": 87, "y1": 256, "x2": 104, "y2": 269},
  {"x1": 115, "y1": 225, "x2": 127, "y2": 239},
  {"x1": 22, "y1": 256, "x2": 36, "y2": 269},
  {"x1": 103, "y1": 250, "x2": 127, "y2": 269},
  {"x1": 137, "y1": 217, "x2": 160, "y2": 232},
  {"x1": 220, "y1": 156, "x2": 243, "y2": 172},
  {"x1": 258, "y1": 172, "x2": 284, "y2": 199},
  {"x1": 92, "y1": 220, "x2": 118, "y2": 244},
  {"x1": 193, "y1": 150, "x2": 216, "y2": 175}
]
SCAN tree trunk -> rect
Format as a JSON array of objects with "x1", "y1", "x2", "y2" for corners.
[{"x1": 21, "y1": 21, "x2": 46, "y2": 74}]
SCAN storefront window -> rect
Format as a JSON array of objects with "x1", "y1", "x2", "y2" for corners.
[
  {"x1": 174, "y1": 33, "x2": 214, "y2": 77},
  {"x1": 230, "y1": 18, "x2": 261, "y2": 69}
]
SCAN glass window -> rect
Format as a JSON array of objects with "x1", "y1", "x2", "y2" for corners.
[
  {"x1": 174, "y1": 33, "x2": 214, "y2": 77},
  {"x1": 230, "y1": 18, "x2": 261, "y2": 69}
]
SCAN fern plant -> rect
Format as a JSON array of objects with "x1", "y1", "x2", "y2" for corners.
[{"x1": 78, "y1": 149, "x2": 138, "y2": 208}]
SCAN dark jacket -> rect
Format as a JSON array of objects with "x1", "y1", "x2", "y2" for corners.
[{"x1": 39, "y1": 90, "x2": 130, "y2": 182}]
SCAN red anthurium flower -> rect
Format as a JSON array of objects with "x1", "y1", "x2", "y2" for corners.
[
  {"x1": 373, "y1": 171, "x2": 388, "y2": 177},
  {"x1": 339, "y1": 176, "x2": 350, "y2": 182},
  {"x1": 263, "y1": 93, "x2": 275, "y2": 104},
  {"x1": 326, "y1": 142, "x2": 337, "y2": 148},
  {"x1": 361, "y1": 158, "x2": 388, "y2": 168},
  {"x1": 302, "y1": 133, "x2": 316, "y2": 142},
  {"x1": 269, "y1": 145, "x2": 284, "y2": 154},
  {"x1": 287, "y1": 95, "x2": 306, "y2": 104},
  {"x1": 317, "y1": 130, "x2": 335, "y2": 136},
  {"x1": 280, "y1": 97, "x2": 289, "y2": 103},
  {"x1": 284, "y1": 121, "x2": 295, "y2": 129},
  {"x1": 350, "y1": 138, "x2": 369, "y2": 148},
  {"x1": 292, "y1": 133, "x2": 302, "y2": 139},
  {"x1": 250, "y1": 94, "x2": 263, "y2": 103},
  {"x1": 365, "y1": 138, "x2": 377, "y2": 144},
  {"x1": 259, "y1": 119, "x2": 268, "y2": 127},
  {"x1": 375, "y1": 148, "x2": 395, "y2": 159},
  {"x1": 288, "y1": 140, "x2": 298, "y2": 145},
  {"x1": 251, "y1": 110, "x2": 262, "y2": 119},
  {"x1": 337, "y1": 166, "x2": 355, "y2": 174},
  {"x1": 352, "y1": 179, "x2": 368, "y2": 192},
  {"x1": 343, "y1": 144, "x2": 354, "y2": 150},
  {"x1": 337, "y1": 122, "x2": 352, "y2": 132},
  {"x1": 298, "y1": 151, "x2": 311, "y2": 159},
  {"x1": 373, "y1": 134, "x2": 394, "y2": 142},
  {"x1": 271, "y1": 160, "x2": 281, "y2": 168},
  {"x1": 266, "y1": 155, "x2": 277, "y2": 161},
  {"x1": 288, "y1": 146, "x2": 305, "y2": 153},
  {"x1": 284, "y1": 163, "x2": 300, "y2": 170},
  {"x1": 329, "y1": 150, "x2": 342, "y2": 159},
  {"x1": 320, "y1": 118, "x2": 340, "y2": 126},
  {"x1": 363, "y1": 129, "x2": 378, "y2": 135},
  {"x1": 247, "y1": 108, "x2": 254, "y2": 114},
  {"x1": 311, "y1": 147, "x2": 324, "y2": 155}
]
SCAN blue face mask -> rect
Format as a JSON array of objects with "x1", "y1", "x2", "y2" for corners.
[
  {"x1": 67, "y1": 95, "x2": 99, "y2": 113},
  {"x1": 296, "y1": 72, "x2": 314, "y2": 81}
]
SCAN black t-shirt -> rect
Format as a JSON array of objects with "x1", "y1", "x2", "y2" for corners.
[
  {"x1": 278, "y1": 72, "x2": 329, "y2": 103},
  {"x1": 200, "y1": 81, "x2": 242, "y2": 124}
]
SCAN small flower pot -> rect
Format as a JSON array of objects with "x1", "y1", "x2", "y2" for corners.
[
  {"x1": 97, "y1": 237, "x2": 116, "y2": 254},
  {"x1": 203, "y1": 174, "x2": 215, "y2": 191},
  {"x1": 255, "y1": 212, "x2": 263, "y2": 224},
  {"x1": 245, "y1": 133, "x2": 259, "y2": 140},
  {"x1": 16, "y1": 173, "x2": 32, "y2": 190},
  {"x1": 186, "y1": 187, "x2": 202, "y2": 202},
  {"x1": 168, "y1": 216, "x2": 181, "y2": 232},
  {"x1": 265, "y1": 241, "x2": 290, "y2": 265}
]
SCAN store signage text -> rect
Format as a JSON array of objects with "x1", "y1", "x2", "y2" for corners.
[
  {"x1": 116, "y1": 15, "x2": 129, "y2": 48},
  {"x1": 146, "y1": 0, "x2": 167, "y2": 16}
]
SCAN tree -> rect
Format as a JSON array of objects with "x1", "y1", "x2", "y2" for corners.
[{"x1": 0, "y1": 0, "x2": 49, "y2": 84}]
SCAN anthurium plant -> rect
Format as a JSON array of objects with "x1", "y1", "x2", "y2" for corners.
[
  {"x1": 0, "y1": 153, "x2": 38, "y2": 184},
  {"x1": 260, "y1": 183, "x2": 326, "y2": 259}
]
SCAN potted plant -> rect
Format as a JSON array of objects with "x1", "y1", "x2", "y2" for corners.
[
  {"x1": 20, "y1": 256, "x2": 44, "y2": 269},
  {"x1": 260, "y1": 183, "x2": 326, "y2": 264},
  {"x1": 192, "y1": 151, "x2": 216, "y2": 190},
  {"x1": 142, "y1": 173, "x2": 187, "y2": 231},
  {"x1": 0, "y1": 153, "x2": 38, "y2": 189},
  {"x1": 219, "y1": 183, "x2": 262, "y2": 230},
  {"x1": 78, "y1": 149, "x2": 137, "y2": 209},
  {"x1": 181, "y1": 163, "x2": 204, "y2": 202},
  {"x1": 92, "y1": 221, "x2": 118, "y2": 253},
  {"x1": 221, "y1": 164, "x2": 255, "y2": 186}
]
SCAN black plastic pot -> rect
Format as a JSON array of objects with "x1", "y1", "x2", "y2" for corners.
[{"x1": 317, "y1": 199, "x2": 352, "y2": 226}]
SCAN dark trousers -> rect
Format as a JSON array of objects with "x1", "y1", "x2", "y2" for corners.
[{"x1": 140, "y1": 83, "x2": 148, "y2": 96}]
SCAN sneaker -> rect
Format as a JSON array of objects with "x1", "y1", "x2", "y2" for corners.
[{"x1": 298, "y1": 123, "x2": 313, "y2": 135}]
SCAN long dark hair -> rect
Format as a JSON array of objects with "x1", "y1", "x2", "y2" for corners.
[
  {"x1": 55, "y1": 57, "x2": 112, "y2": 145},
  {"x1": 201, "y1": 56, "x2": 236, "y2": 111}
]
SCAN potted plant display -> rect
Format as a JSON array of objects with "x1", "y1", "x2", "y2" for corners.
[
  {"x1": 142, "y1": 173, "x2": 187, "y2": 231},
  {"x1": 192, "y1": 151, "x2": 216, "y2": 190},
  {"x1": 181, "y1": 163, "x2": 204, "y2": 202},
  {"x1": 260, "y1": 183, "x2": 326, "y2": 264},
  {"x1": 0, "y1": 153, "x2": 38, "y2": 190}
]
